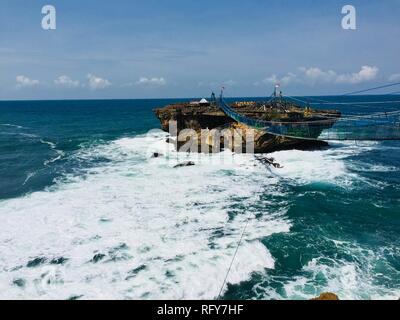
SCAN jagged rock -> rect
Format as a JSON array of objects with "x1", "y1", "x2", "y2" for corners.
[
  {"x1": 255, "y1": 155, "x2": 283, "y2": 168},
  {"x1": 311, "y1": 292, "x2": 340, "y2": 300},
  {"x1": 152, "y1": 152, "x2": 162, "y2": 158},
  {"x1": 173, "y1": 161, "x2": 195, "y2": 168},
  {"x1": 154, "y1": 101, "x2": 339, "y2": 153}
]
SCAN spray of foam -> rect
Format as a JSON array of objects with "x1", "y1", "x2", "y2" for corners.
[
  {"x1": 261, "y1": 141, "x2": 400, "y2": 300},
  {"x1": 0, "y1": 132, "x2": 291, "y2": 299},
  {"x1": 279, "y1": 243, "x2": 400, "y2": 300},
  {"x1": 0, "y1": 130, "x2": 394, "y2": 300},
  {"x1": 269, "y1": 140, "x2": 383, "y2": 188}
]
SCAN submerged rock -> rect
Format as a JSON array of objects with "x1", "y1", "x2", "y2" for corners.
[
  {"x1": 152, "y1": 152, "x2": 162, "y2": 158},
  {"x1": 50, "y1": 257, "x2": 69, "y2": 265},
  {"x1": 126, "y1": 265, "x2": 147, "y2": 280},
  {"x1": 27, "y1": 256, "x2": 68, "y2": 268},
  {"x1": 173, "y1": 161, "x2": 195, "y2": 168},
  {"x1": 91, "y1": 253, "x2": 106, "y2": 263},
  {"x1": 12, "y1": 278, "x2": 26, "y2": 288},
  {"x1": 26, "y1": 257, "x2": 47, "y2": 268}
]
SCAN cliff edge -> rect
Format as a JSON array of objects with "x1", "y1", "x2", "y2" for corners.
[{"x1": 154, "y1": 100, "x2": 340, "y2": 153}]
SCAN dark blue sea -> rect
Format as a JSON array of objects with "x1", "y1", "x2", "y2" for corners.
[{"x1": 0, "y1": 96, "x2": 399, "y2": 299}]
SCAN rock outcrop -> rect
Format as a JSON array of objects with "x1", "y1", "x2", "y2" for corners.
[
  {"x1": 154, "y1": 100, "x2": 340, "y2": 153},
  {"x1": 311, "y1": 292, "x2": 340, "y2": 300}
]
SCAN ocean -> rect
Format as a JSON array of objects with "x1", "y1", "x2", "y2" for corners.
[{"x1": 0, "y1": 96, "x2": 399, "y2": 300}]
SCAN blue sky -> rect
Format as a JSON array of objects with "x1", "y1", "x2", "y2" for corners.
[{"x1": 0, "y1": 0, "x2": 399, "y2": 99}]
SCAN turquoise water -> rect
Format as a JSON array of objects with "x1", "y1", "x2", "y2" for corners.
[{"x1": 0, "y1": 97, "x2": 399, "y2": 299}]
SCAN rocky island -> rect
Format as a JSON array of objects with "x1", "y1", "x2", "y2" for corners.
[{"x1": 154, "y1": 98, "x2": 341, "y2": 153}]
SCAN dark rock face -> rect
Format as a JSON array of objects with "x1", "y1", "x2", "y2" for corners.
[
  {"x1": 154, "y1": 103, "x2": 233, "y2": 132},
  {"x1": 154, "y1": 101, "x2": 340, "y2": 153}
]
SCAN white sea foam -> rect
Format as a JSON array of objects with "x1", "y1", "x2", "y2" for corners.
[
  {"x1": 0, "y1": 132, "x2": 396, "y2": 300},
  {"x1": 22, "y1": 172, "x2": 37, "y2": 186},
  {"x1": 250, "y1": 141, "x2": 400, "y2": 300},
  {"x1": 40, "y1": 139, "x2": 65, "y2": 166},
  {"x1": 251, "y1": 246, "x2": 400, "y2": 301},
  {"x1": 280, "y1": 254, "x2": 400, "y2": 300},
  {"x1": 351, "y1": 164, "x2": 398, "y2": 173},
  {"x1": 0, "y1": 123, "x2": 26, "y2": 129},
  {"x1": 268, "y1": 140, "x2": 384, "y2": 188},
  {"x1": 0, "y1": 132, "x2": 290, "y2": 300}
]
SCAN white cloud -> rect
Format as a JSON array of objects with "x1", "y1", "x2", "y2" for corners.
[
  {"x1": 299, "y1": 67, "x2": 337, "y2": 83},
  {"x1": 54, "y1": 75, "x2": 80, "y2": 88},
  {"x1": 335, "y1": 65, "x2": 379, "y2": 84},
  {"x1": 258, "y1": 66, "x2": 379, "y2": 88},
  {"x1": 86, "y1": 74, "x2": 111, "y2": 90},
  {"x1": 262, "y1": 74, "x2": 279, "y2": 85},
  {"x1": 389, "y1": 73, "x2": 400, "y2": 81},
  {"x1": 256, "y1": 72, "x2": 297, "y2": 86},
  {"x1": 136, "y1": 77, "x2": 166, "y2": 86},
  {"x1": 299, "y1": 66, "x2": 378, "y2": 84},
  {"x1": 280, "y1": 73, "x2": 297, "y2": 85},
  {"x1": 16, "y1": 75, "x2": 39, "y2": 88}
]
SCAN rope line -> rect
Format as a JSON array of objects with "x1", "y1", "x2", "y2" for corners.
[
  {"x1": 217, "y1": 212, "x2": 252, "y2": 300},
  {"x1": 342, "y1": 82, "x2": 400, "y2": 96},
  {"x1": 284, "y1": 95, "x2": 400, "y2": 119},
  {"x1": 285, "y1": 96, "x2": 311, "y2": 105},
  {"x1": 220, "y1": 97, "x2": 400, "y2": 124},
  {"x1": 217, "y1": 94, "x2": 400, "y2": 140},
  {"x1": 287, "y1": 95, "x2": 400, "y2": 111},
  {"x1": 309, "y1": 100, "x2": 400, "y2": 105}
]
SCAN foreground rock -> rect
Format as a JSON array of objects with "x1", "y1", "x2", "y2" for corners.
[
  {"x1": 154, "y1": 100, "x2": 340, "y2": 153},
  {"x1": 311, "y1": 292, "x2": 340, "y2": 300}
]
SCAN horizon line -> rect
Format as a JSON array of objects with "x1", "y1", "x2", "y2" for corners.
[{"x1": 0, "y1": 93, "x2": 399, "y2": 103}]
